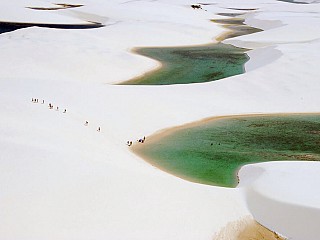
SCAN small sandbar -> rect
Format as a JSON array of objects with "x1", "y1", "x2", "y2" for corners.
[
  {"x1": 226, "y1": 8, "x2": 259, "y2": 11},
  {"x1": 211, "y1": 17, "x2": 262, "y2": 41},
  {"x1": 27, "y1": 4, "x2": 83, "y2": 11},
  {"x1": 277, "y1": 0, "x2": 309, "y2": 4},
  {"x1": 132, "y1": 113, "x2": 320, "y2": 187},
  {"x1": 217, "y1": 13, "x2": 244, "y2": 17}
]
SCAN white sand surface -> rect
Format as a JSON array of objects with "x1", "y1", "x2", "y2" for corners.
[
  {"x1": 238, "y1": 162, "x2": 320, "y2": 240},
  {"x1": 0, "y1": 0, "x2": 320, "y2": 239}
]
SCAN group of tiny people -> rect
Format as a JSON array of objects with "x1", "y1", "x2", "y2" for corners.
[
  {"x1": 32, "y1": 98, "x2": 101, "y2": 132},
  {"x1": 126, "y1": 136, "x2": 145, "y2": 146},
  {"x1": 32, "y1": 98, "x2": 67, "y2": 113}
]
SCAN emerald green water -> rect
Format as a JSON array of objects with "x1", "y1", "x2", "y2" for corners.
[
  {"x1": 121, "y1": 43, "x2": 249, "y2": 85},
  {"x1": 135, "y1": 114, "x2": 320, "y2": 187}
]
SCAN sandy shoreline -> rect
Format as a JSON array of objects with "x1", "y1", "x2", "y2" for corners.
[
  {"x1": 213, "y1": 216, "x2": 286, "y2": 240},
  {"x1": 131, "y1": 112, "x2": 320, "y2": 189},
  {"x1": 132, "y1": 112, "x2": 320, "y2": 150},
  {"x1": 120, "y1": 47, "x2": 164, "y2": 84},
  {"x1": 122, "y1": 14, "x2": 254, "y2": 85}
]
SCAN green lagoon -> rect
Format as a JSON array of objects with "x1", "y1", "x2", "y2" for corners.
[
  {"x1": 121, "y1": 43, "x2": 249, "y2": 85},
  {"x1": 134, "y1": 114, "x2": 320, "y2": 187}
]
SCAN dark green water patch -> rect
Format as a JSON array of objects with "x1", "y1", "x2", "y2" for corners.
[
  {"x1": 134, "y1": 114, "x2": 320, "y2": 187},
  {"x1": 120, "y1": 43, "x2": 249, "y2": 85},
  {"x1": 0, "y1": 21, "x2": 103, "y2": 34},
  {"x1": 227, "y1": 8, "x2": 258, "y2": 11}
]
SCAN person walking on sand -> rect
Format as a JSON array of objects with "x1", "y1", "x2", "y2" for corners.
[
  {"x1": 42, "y1": 100, "x2": 44, "y2": 104},
  {"x1": 63, "y1": 109, "x2": 67, "y2": 113},
  {"x1": 97, "y1": 127, "x2": 101, "y2": 132},
  {"x1": 85, "y1": 121, "x2": 88, "y2": 126},
  {"x1": 56, "y1": 106, "x2": 59, "y2": 111}
]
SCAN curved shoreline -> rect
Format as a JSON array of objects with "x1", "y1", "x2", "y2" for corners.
[
  {"x1": 120, "y1": 15, "x2": 264, "y2": 85},
  {"x1": 132, "y1": 112, "x2": 320, "y2": 148},
  {"x1": 131, "y1": 112, "x2": 320, "y2": 187},
  {"x1": 121, "y1": 43, "x2": 249, "y2": 85},
  {"x1": 238, "y1": 161, "x2": 320, "y2": 239}
]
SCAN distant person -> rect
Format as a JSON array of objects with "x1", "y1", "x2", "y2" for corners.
[
  {"x1": 63, "y1": 109, "x2": 67, "y2": 113},
  {"x1": 85, "y1": 121, "x2": 88, "y2": 126},
  {"x1": 56, "y1": 106, "x2": 59, "y2": 111},
  {"x1": 42, "y1": 100, "x2": 44, "y2": 104},
  {"x1": 97, "y1": 127, "x2": 101, "y2": 132}
]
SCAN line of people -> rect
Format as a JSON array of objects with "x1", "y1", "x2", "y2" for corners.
[
  {"x1": 32, "y1": 98, "x2": 149, "y2": 148},
  {"x1": 32, "y1": 97, "x2": 101, "y2": 132},
  {"x1": 32, "y1": 98, "x2": 67, "y2": 113},
  {"x1": 32, "y1": 98, "x2": 44, "y2": 104}
]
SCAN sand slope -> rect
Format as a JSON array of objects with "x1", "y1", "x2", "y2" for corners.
[{"x1": 0, "y1": 0, "x2": 319, "y2": 239}]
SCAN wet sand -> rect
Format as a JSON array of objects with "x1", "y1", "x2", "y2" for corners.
[
  {"x1": 211, "y1": 17, "x2": 262, "y2": 42},
  {"x1": 214, "y1": 216, "x2": 286, "y2": 240}
]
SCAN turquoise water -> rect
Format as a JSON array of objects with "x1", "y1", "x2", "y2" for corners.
[
  {"x1": 134, "y1": 114, "x2": 320, "y2": 187},
  {"x1": 120, "y1": 43, "x2": 249, "y2": 85}
]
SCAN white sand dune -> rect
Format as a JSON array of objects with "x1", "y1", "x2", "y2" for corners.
[
  {"x1": 0, "y1": 0, "x2": 319, "y2": 239},
  {"x1": 239, "y1": 162, "x2": 320, "y2": 240}
]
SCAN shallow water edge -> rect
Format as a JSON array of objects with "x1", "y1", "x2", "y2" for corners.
[{"x1": 132, "y1": 113, "x2": 320, "y2": 187}]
